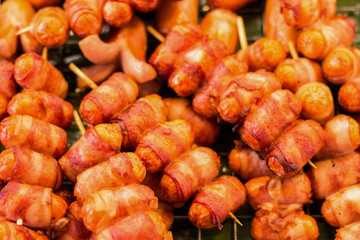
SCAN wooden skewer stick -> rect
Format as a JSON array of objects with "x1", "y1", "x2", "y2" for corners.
[
  {"x1": 42, "y1": 47, "x2": 48, "y2": 60},
  {"x1": 147, "y1": 26, "x2": 164, "y2": 43},
  {"x1": 287, "y1": 41, "x2": 299, "y2": 59},
  {"x1": 16, "y1": 218, "x2": 23, "y2": 226},
  {"x1": 16, "y1": 26, "x2": 31, "y2": 35},
  {"x1": 237, "y1": 16, "x2": 248, "y2": 51},
  {"x1": 69, "y1": 63, "x2": 98, "y2": 90},
  {"x1": 73, "y1": 110, "x2": 86, "y2": 135},
  {"x1": 308, "y1": 160, "x2": 317, "y2": 170},
  {"x1": 229, "y1": 212, "x2": 243, "y2": 227}
]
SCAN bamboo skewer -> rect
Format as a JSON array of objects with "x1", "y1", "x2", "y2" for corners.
[
  {"x1": 16, "y1": 26, "x2": 31, "y2": 35},
  {"x1": 147, "y1": 26, "x2": 164, "y2": 42},
  {"x1": 308, "y1": 160, "x2": 318, "y2": 170},
  {"x1": 16, "y1": 218, "x2": 23, "y2": 226},
  {"x1": 73, "y1": 110, "x2": 86, "y2": 135},
  {"x1": 42, "y1": 47, "x2": 48, "y2": 60},
  {"x1": 229, "y1": 212, "x2": 243, "y2": 227},
  {"x1": 237, "y1": 16, "x2": 248, "y2": 51},
  {"x1": 287, "y1": 41, "x2": 299, "y2": 59},
  {"x1": 69, "y1": 63, "x2": 98, "y2": 90}
]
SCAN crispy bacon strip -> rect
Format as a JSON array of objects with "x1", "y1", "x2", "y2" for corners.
[
  {"x1": 79, "y1": 72, "x2": 138, "y2": 125},
  {"x1": 82, "y1": 184, "x2": 158, "y2": 231},
  {"x1": 192, "y1": 52, "x2": 248, "y2": 119},
  {"x1": 165, "y1": 98, "x2": 220, "y2": 146},
  {"x1": 274, "y1": 58, "x2": 324, "y2": 93},
  {"x1": 245, "y1": 172, "x2": 312, "y2": 210},
  {"x1": 64, "y1": 0, "x2": 102, "y2": 38},
  {"x1": 267, "y1": 119, "x2": 324, "y2": 178},
  {"x1": 335, "y1": 222, "x2": 360, "y2": 240},
  {"x1": 189, "y1": 175, "x2": 246, "y2": 230},
  {"x1": 57, "y1": 201, "x2": 91, "y2": 240},
  {"x1": 59, "y1": 123, "x2": 123, "y2": 183},
  {"x1": 308, "y1": 152, "x2": 360, "y2": 199},
  {"x1": 338, "y1": 77, "x2": 360, "y2": 113},
  {"x1": 239, "y1": 90, "x2": 302, "y2": 152},
  {"x1": 218, "y1": 69, "x2": 281, "y2": 124},
  {"x1": 8, "y1": 89, "x2": 74, "y2": 129},
  {"x1": 297, "y1": 16, "x2": 355, "y2": 60},
  {"x1": 135, "y1": 119, "x2": 194, "y2": 173},
  {"x1": 0, "y1": 146, "x2": 63, "y2": 190},
  {"x1": 0, "y1": 115, "x2": 68, "y2": 159},
  {"x1": 228, "y1": 146, "x2": 273, "y2": 181},
  {"x1": 111, "y1": 94, "x2": 168, "y2": 151},
  {"x1": 0, "y1": 218, "x2": 48, "y2": 240},
  {"x1": 14, "y1": 52, "x2": 68, "y2": 99},
  {"x1": 160, "y1": 147, "x2": 220, "y2": 203},
  {"x1": 90, "y1": 211, "x2": 168, "y2": 240},
  {"x1": 74, "y1": 152, "x2": 146, "y2": 204},
  {"x1": 322, "y1": 47, "x2": 360, "y2": 85},
  {"x1": 155, "y1": 0, "x2": 198, "y2": 36},
  {"x1": 295, "y1": 82, "x2": 334, "y2": 125},
  {"x1": 315, "y1": 114, "x2": 360, "y2": 160},
  {"x1": 0, "y1": 60, "x2": 17, "y2": 120},
  {"x1": 251, "y1": 203, "x2": 319, "y2": 240},
  {"x1": 0, "y1": 182, "x2": 68, "y2": 229},
  {"x1": 322, "y1": 184, "x2": 360, "y2": 227}
]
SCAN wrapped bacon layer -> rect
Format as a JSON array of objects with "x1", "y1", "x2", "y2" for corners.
[
  {"x1": 160, "y1": 147, "x2": 221, "y2": 203},
  {"x1": 74, "y1": 152, "x2": 146, "y2": 203},
  {"x1": 335, "y1": 222, "x2": 360, "y2": 240},
  {"x1": 0, "y1": 146, "x2": 62, "y2": 190},
  {"x1": 189, "y1": 175, "x2": 246, "y2": 229},
  {"x1": 59, "y1": 123, "x2": 122, "y2": 183},
  {"x1": 338, "y1": 77, "x2": 360, "y2": 113},
  {"x1": 0, "y1": 114, "x2": 67, "y2": 159},
  {"x1": 82, "y1": 184, "x2": 158, "y2": 231},
  {"x1": 0, "y1": 182, "x2": 68, "y2": 229},
  {"x1": 8, "y1": 89, "x2": 73, "y2": 129},
  {"x1": 0, "y1": 218, "x2": 48, "y2": 240},
  {"x1": 206, "y1": 0, "x2": 255, "y2": 11},
  {"x1": 0, "y1": 60, "x2": 17, "y2": 120}
]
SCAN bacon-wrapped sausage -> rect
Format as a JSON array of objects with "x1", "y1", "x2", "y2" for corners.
[
  {"x1": 57, "y1": 201, "x2": 91, "y2": 240},
  {"x1": 90, "y1": 210, "x2": 168, "y2": 240},
  {"x1": 74, "y1": 152, "x2": 146, "y2": 203},
  {"x1": 218, "y1": 69, "x2": 281, "y2": 124},
  {"x1": 240, "y1": 90, "x2": 302, "y2": 152},
  {"x1": 0, "y1": 60, "x2": 17, "y2": 120},
  {"x1": 274, "y1": 58, "x2": 324, "y2": 93},
  {"x1": 297, "y1": 16, "x2": 355, "y2": 60},
  {"x1": 59, "y1": 123, "x2": 122, "y2": 183},
  {"x1": 165, "y1": 98, "x2": 220, "y2": 146},
  {"x1": 338, "y1": 77, "x2": 360, "y2": 113},
  {"x1": 189, "y1": 175, "x2": 246, "y2": 229},
  {"x1": 111, "y1": 94, "x2": 167, "y2": 151},
  {"x1": 79, "y1": 72, "x2": 138, "y2": 125},
  {"x1": 322, "y1": 47, "x2": 360, "y2": 85},
  {"x1": 308, "y1": 152, "x2": 360, "y2": 199},
  {"x1": 251, "y1": 203, "x2": 319, "y2": 240},
  {"x1": 81, "y1": 184, "x2": 158, "y2": 231},
  {"x1": 265, "y1": 0, "x2": 298, "y2": 53},
  {"x1": 64, "y1": 0, "x2": 102, "y2": 38},
  {"x1": 149, "y1": 23, "x2": 202, "y2": 80},
  {"x1": 0, "y1": 146, "x2": 62, "y2": 190},
  {"x1": 200, "y1": 9, "x2": 238, "y2": 54},
  {"x1": 100, "y1": 0, "x2": 133, "y2": 28},
  {"x1": 267, "y1": 119, "x2": 324, "y2": 178},
  {"x1": 14, "y1": 52, "x2": 68, "y2": 99},
  {"x1": 245, "y1": 172, "x2": 312, "y2": 210},
  {"x1": 322, "y1": 184, "x2": 360, "y2": 227},
  {"x1": 135, "y1": 119, "x2": 194, "y2": 173},
  {"x1": 0, "y1": 182, "x2": 68, "y2": 229},
  {"x1": 160, "y1": 147, "x2": 220, "y2": 203},
  {"x1": 192, "y1": 52, "x2": 248, "y2": 119},
  {"x1": 155, "y1": 0, "x2": 198, "y2": 36},
  {"x1": 25, "y1": 0, "x2": 61, "y2": 8},
  {"x1": 8, "y1": 89, "x2": 73, "y2": 129},
  {"x1": 0, "y1": 115, "x2": 67, "y2": 159},
  {"x1": 335, "y1": 222, "x2": 360, "y2": 240},
  {"x1": 206, "y1": 0, "x2": 255, "y2": 11},
  {"x1": 244, "y1": 38, "x2": 286, "y2": 72},
  {"x1": 0, "y1": 218, "x2": 49, "y2": 240},
  {"x1": 315, "y1": 114, "x2": 360, "y2": 160},
  {"x1": 295, "y1": 82, "x2": 334, "y2": 125},
  {"x1": 228, "y1": 146, "x2": 273, "y2": 181}
]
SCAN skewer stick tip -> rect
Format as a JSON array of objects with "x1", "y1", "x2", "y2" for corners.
[
  {"x1": 73, "y1": 110, "x2": 86, "y2": 135},
  {"x1": 42, "y1": 47, "x2": 48, "y2": 60},
  {"x1": 17, "y1": 218, "x2": 23, "y2": 225},
  {"x1": 69, "y1": 63, "x2": 98, "y2": 90},
  {"x1": 237, "y1": 16, "x2": 248, "y2": 51},
  {"x1": 229, "y1": 212, "x2": 243, "y2": 227},
  {"x1": 147, "y1": 25, "x2": 164, "y2": 43},
  {"x1": 16, "y1": 26, "x2": 31, "y2": 35},
  {"x1": 308, "y1": 160, "x2": 317, "y2": 170},
  {"x1": 288, "y1": 41, "x2": 299, "y2": 59}
]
